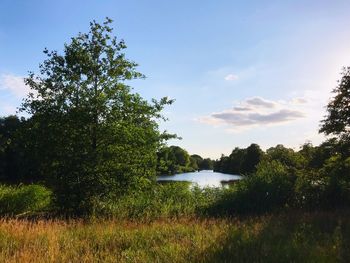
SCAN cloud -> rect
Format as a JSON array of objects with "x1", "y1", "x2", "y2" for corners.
[
  {"x1": 0, "y1": 74, "x2": 29, "y2": 98},
  {"x1": 198, "y1": 96, "x2": 306, "y2": 131},
  {"x1": 224, "y1": 74, "x2": 238, "y2": 81},
  {"x1": 233, "y1": 106, "x2": 252, "y2": 111},
  {"x1": 291, "y1": 97, "x2": 308, "y2": 104},
  {"x1": 245, "y1": 97, "x2": 276, "y2": 108},
  {"x1": 212, "y1": 109, "x2": 304, "y2": 126}
]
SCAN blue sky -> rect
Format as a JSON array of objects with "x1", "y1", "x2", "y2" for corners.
[{"x1": 1, "y1": 0, "x2": 350, "y2": 158}]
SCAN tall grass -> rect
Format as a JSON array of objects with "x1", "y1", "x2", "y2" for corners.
[
  {"x1": 0, "y1": 210, "x2": 349, "y2": 262},
  {"x1": 93, "y1": 182, "x2": 225, "y2": 220}
]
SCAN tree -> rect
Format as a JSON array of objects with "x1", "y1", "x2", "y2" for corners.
[
  {"x1": 320, "y1": 67, "x2": 350, "y2": 137},
  {"x1": 189, "y1": 156, "x2": 199, "y2": 171},
  {"x1": 265, "y1": 144, "x2": 305, "y2": 169},
  {"x1": 200, "y1": 158, "x2": 213, "y2": 170},
  {"x1": 0, "y1": 116, "x2": 24, "y2": 183},
  {"x1": 171, "y1": 146, "x2": 190, "y2": 167},
  {"x1": 20, "y1": 18, "x2": 173, "y2": 213},
  {"x1": 213, "y1": 148, "x2": 246, "y2": 175},
  {"x1": 242, "y1": 143, "x2": 263, "y2": 174},
  {"x1": 156, "y1": 146, "x2": 193, "y2": 174},
  {"x1": 190, "y1": 154, "x2": 203, "y2": 170}
]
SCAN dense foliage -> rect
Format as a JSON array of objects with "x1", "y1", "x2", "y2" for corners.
[
  {"x1": 320, "y1": 67, "x2": 350, "y2": 137},
  {"x1": 1, "y1": 19, "x2": 174, "y2": 214},
  {"x1": 214, "y1": 143, "x2": 263, "y2": 175},
  {"x1": 156, "y1": 146, "x2": 213, "y2": 175}
]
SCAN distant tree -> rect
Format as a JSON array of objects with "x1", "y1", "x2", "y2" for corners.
[
  {"x1": 191, "y1": 154, "x2": 203, "y2": 169},
  {"x1": 228, "y1": 147, "x2": 246, "y2": 174},
  {"x1": 20, "y1": 18, "x2": 174, "y2": 213},
  {"x1": 213, "y1": 154, "x2": 228, "y2": 173},
  {"x1": 189, "y1": 156, "x2": 199, "y2": 171},
  {"x1": 190, "y1": 154, "x2": 215, "y2": 171},
  {"x1": 156, "y1": 147, "x2": 171, "y2": 175},
  {"x1": 156, "y1": 146, "x2": 193, "y2": 175},
  {"x1": 265, "y1": 145, "x2": 305, "y2": 169},
  {"x1": 214, "y1": 147, "x2": 247, "y2": 175},
  {"x1": 242, "y1": 143, "x2": 263, "y2": 174},
  {"x1": 200, "y1": 158, "x2": 213, "y2": 170},
  {"x1": 170, "y1": 146, "x2": 190, "y2": 167},
  {"x1": 320, "y1": 67, "x2": 350, "y2": 138}
]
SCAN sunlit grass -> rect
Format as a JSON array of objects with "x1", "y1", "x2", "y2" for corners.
[{"x1": 0, "y1": 210, "x2": 349, "y2": 262}]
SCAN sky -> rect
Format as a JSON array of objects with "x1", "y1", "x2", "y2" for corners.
[{"x1": 1, "y1": 0, "x2": 350, "y2": 159}]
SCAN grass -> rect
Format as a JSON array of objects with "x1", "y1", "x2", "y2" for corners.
[
  {"x1": 1, "y1": 181, "x2": 350, "y2": 262},
  {"x1": 93, "y1": 182, "x2": 225, "y2": 220},
  {"x1": 0, "y1": 210, "x2": 350, "y2": 262}
]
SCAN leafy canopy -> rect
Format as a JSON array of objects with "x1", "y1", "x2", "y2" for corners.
[
  {"x1": 320, "y1": 67, "x2": 350, "y2": 137},
  {"x1": 20, "y1": 18, "x2": 174, "y2": 213}
]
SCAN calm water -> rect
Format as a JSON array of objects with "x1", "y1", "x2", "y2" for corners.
[{"x1": 157, "y1": 170, "x2": 241, "y2": 187}]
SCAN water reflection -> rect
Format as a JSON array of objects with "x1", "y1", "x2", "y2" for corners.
[{"x1": 157, "y1": 170, "x2": 241, "y2": 188}]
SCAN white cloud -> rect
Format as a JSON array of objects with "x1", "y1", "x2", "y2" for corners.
[
  {"x1": 245, "y1": 97, "x2": 277, "y2": 108},
  {"x1": 198, "y1": 96, "x2": 306, "y2": 131},
  {"x1": 0, "y1": 74, "x2": 29, "y2": 98},
  {"x1": 224, "y1": 74, "x2": 239, "y2": 81}
]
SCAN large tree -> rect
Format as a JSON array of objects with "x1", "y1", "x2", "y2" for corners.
[
  {"x1": 242, "y1": 143, "x2": 263, "y2": 174},
  {"x1": 320, "y1": 67, "x2": 350, "y2": 137},
  {"x1": 21, "y1": 18, "x2": 173, "y2": 213}
]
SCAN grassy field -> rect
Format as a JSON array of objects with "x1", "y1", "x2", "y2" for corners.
[{"x1": 0, "y1": 210, "x2": 350, "y2": 262}]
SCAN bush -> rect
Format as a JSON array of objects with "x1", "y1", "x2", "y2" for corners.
[
  {"x1": 209, "y1": 176, "x2": 269, "y2": 215},
  {"x1": 294, "y1": 156, "x2": 350, "y2": 209},
  {"x1": 0, "y1": 184, "x2": 52, "y2": 216},
  {"x1": 91, "y1": 182, "x2": 224, "y2": 220},
  {"x1": 293, "y1": 170, "x2": 326, "y2": 209},
  {"x1": 210, "y1": 160, "x2": 295, "y2": 215}
]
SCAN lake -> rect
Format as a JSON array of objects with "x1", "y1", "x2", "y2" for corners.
[{"x1": 157, "y1": 170, "x2": 241, "y2": 187}]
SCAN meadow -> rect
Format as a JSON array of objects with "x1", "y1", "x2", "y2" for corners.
[{"x1": 0, "y1": 210, "x2": 349, "y2": 262}]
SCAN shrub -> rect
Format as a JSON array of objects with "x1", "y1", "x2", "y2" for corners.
[
  {"x1": 210, "y1": 160, "x2": 295, "y2": 215},
  {"x1": 91, "y1": 182, "x2": 224, "y2": 220},
  {"x1": 293, "y1": 170, "x2": 326, "y2": 209},
  {"x1": 0, "y1": 184, "x2": 52, "y2": 216}
]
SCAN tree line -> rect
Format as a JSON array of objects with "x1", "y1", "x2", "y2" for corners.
[{"x1": 156, "y1": 146, "x2": 213, "y2": 175}]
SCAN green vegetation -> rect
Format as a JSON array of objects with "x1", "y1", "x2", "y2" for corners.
[
  {"x1": 320, "y1": 66, "x2": 350, "y2": 138},
  {"x1": 214, "y1": 143, "x2": 263, "y2": 175},
  {"x1": 0, "y1": 18, "x2": 349, "y2": 219},
  {"x1": 1, "y1": 211, "x2": 350, "y2": 262},
  {"x1": 156, "y1": 146, "x2": 213, "y2": 175},
  {"x1": 157, "y1": 146, "x2": 194, "y2": 175},
  {"x1": 2, "y1": 19, "x2": 176, "y2": 214},
  {"x1": 93, "y1": 182, "x2": 223, "y2": 220},
  {"x1": 0, "y1": 184, "x2": 52, "y2": 216}
]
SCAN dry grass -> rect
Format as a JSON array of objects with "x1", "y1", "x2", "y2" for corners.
[
  {"x1": 0, "y1": 218, "x2": 230, "y2": 262},
  {"x1": 0, "y1": 210, "x2": 350, "y2": 262}
]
